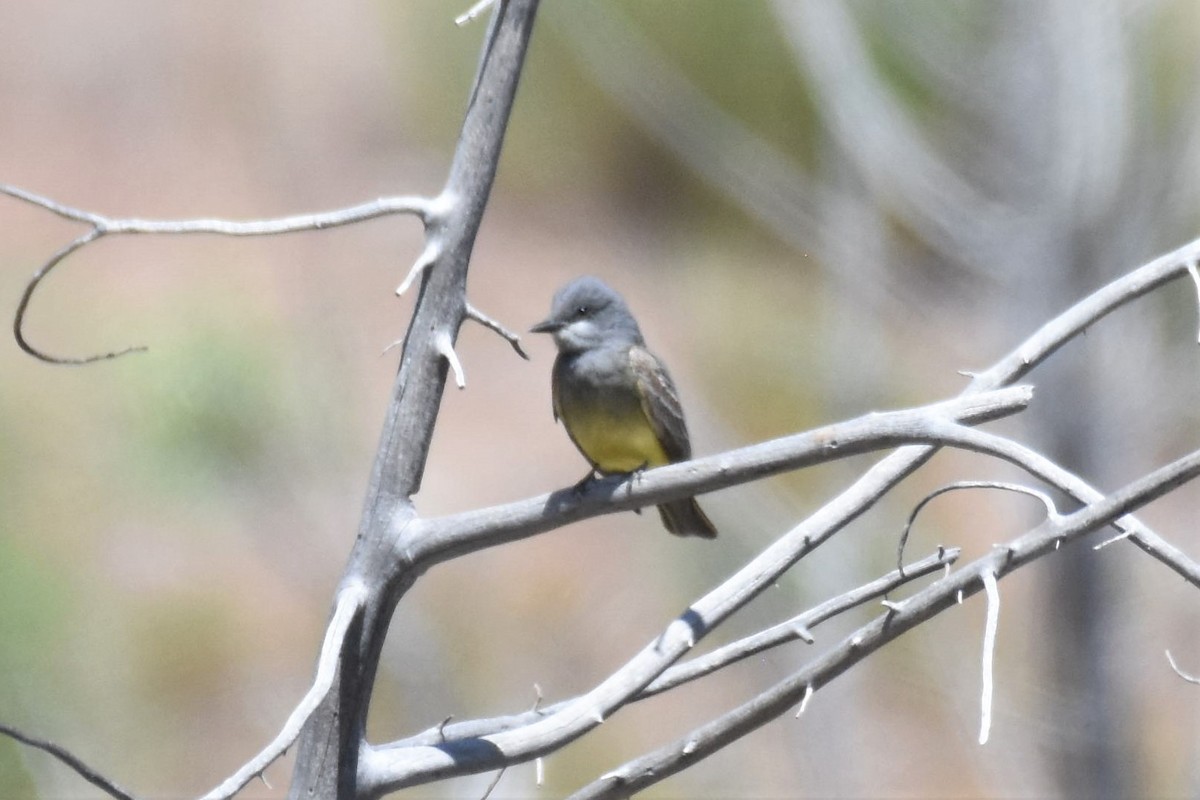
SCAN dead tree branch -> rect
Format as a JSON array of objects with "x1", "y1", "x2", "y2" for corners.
[
  {"x1": 568, "y1": 445, "x2": 1200, "y2": 799},
  {"x1": 2, "y1": 184, "x2": 429, "y2": 364}
]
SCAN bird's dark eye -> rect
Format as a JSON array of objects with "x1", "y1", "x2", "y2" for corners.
[{"x1": 574, "y1": 305, "x2": 589, "y2": 317}]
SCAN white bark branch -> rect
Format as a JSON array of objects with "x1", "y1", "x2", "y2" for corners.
[
  {"x1": 359, "y1": 395, "x2": 1032, "y2": 794},
  {"x1": 383, "y1": 545, "x2": 961, "y2": 755},
  {"x1": 398, "y1": 387, "x2": 1033, "y2": 568},
  {"x1": 898, "y1": 481, "x2": 1060, "y2": 570},
  {"x1": 199, "y1": 583, "x2": 367, "y2": 800},
  {"x1": 567, "y1": 446, "x2": 1200, "y2": 799},
  {"x1": 978, "y1": 569, "x2": 1000, "y2": 745},
  {"x1": 2, "y1": 184, "x2": 430, "y2": 364},
  {"x1": 641, "y1": 546, "x2": 961, "y2": 698}
]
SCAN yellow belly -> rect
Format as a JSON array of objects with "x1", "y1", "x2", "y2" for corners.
[{"x1": 566, "y1": 407, "x2": 669, "y2": 473}]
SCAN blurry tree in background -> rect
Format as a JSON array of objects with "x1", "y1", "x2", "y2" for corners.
[
  {"x1": 2, "y1": 1, "x2": 1200, "y2": 798},
  {"x1": 554, "y1": 3, "x2": 1200, "y2": 797}
]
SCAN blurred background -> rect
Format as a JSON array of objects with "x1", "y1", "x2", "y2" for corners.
[{"x1": 2, "y1": 1, "x2": 1200, "y2": 797}]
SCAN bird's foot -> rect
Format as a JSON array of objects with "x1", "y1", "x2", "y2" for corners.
[
  {"x1": 571, "y1": 469, "x2": 601, "y2": 495},
  {"x1": 625, "y1": 463, "x2": 650, "y2": 513}
]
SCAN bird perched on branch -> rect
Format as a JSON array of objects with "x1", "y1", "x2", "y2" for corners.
[{"x1": 531, "y1": 276, "x2": 717, "y2": 539}]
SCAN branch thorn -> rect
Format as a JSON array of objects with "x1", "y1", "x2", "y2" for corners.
[
  {"x1": 794, "y1": 683, "x2": 814, "y2": 718},
  {"x1": 790, "y1": 621, "x2": 815, "y2": 644},
  {"x1": 1187, "y1": 260, "x2": 1200, "y2": 344},
  {"x1": 436, "y1": 332, "x2": 466, "y2": 389},
  {"x1": 436, "y1": 715, "x2": 454, "y2": 743},
  {"x1": 466, "y1": 302, "x2": 529, "y2": 359},
  {"x1": 455, "y1": 0, "x2": 497, "y2": 26},
  {"x1": 397, "y1": 242, "x2": 439, "y2": 296},
  {"x1": 531, "y1": 683, "x2": 544, "y2": 713}
]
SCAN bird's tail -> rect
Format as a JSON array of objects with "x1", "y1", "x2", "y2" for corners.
[{"x1": 657, "y1": 498, "x2": 718, "y2": 539}]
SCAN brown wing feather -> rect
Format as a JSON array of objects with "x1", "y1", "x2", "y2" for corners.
[{"x1": 629, "y1": 345, "x2": 691, "y2": 462}]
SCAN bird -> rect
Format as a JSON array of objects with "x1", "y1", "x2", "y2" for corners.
[{"x1": 530, "y1": 276, "x2": 717, "y2": 539}]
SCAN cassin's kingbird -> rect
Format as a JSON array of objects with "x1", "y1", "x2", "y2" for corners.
[{"x1": 531, "y1": 276, "x2": 717, "y2": 539}]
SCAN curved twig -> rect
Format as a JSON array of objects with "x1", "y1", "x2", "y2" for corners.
[
  {"x1": 897, "y1": 480, "x2": 1059, "y2": 571},
  {"x1": 199, "y1": 582, "x2": 367, "y2": 800},
  {"x1": 565, "y1": 446, "x2": 1200, "y2": 799},
  {"x1": 2, "y1": 184, "x2": 430, "y2": 364},
  {"x1": 1165, "y1": 650, "x2": 1200, "y2": 686},
  {"x1": 12, "y1": 229, "x2": 112, "y2": 364}
]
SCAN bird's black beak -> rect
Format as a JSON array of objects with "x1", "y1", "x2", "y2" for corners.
[{"x1": 530, "y1": 318, "x2": 562, "y2": 334}]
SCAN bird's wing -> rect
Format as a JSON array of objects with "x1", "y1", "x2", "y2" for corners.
[
  {"x1": 549, "y1": 355, "x2": 562, "y2": 423},
  {"x1": 629, "y1": 345, "x2": 692, "y2": 462}
]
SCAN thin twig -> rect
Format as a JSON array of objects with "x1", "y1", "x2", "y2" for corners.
[
  {"x1": 2, "y1": 185, "x2": 431, "y2": 364},
  {"x1": 365, "y1": 546, "x2": 959, "y2": 752},
  {"x1": 0, "y1": 723, "x2": 139, "y2": 800},
  {"x1": 1165, "y1": 650, "x2": 1200, "y2": 685},
  {"x1": 466, "y1": 302, "x2": 529, "y2": 359},
  {"x1": 199, "y1": 583, "x2": 367, "y2": 800},
  {"x1": 897, "y1": 481, "x2": 1058, "y2": 571},
  {"x1": 0, "y1": 185, "x2": 431, "y2": 234},
  {"x1": 13, "y1": 229, "x2": 114, "y2": 364},
  {"x1": 1187, "y1": 260, "x2": 1200, "y2": 344},
  {"x1": 479, "y1": 765, "x2": 507, "y2": 800},
  {"x1": 978, "y1": 569, "x2": 1000, "y2": 745},
  {"x1": 564, "y1": 446, "x2": 1200, "y2": 799},
  {"x1": 642, "y1": 546, "x2": 960, "y2": 697}
]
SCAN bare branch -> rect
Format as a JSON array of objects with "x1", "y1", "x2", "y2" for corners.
[
  {"x1": 400, "y1": 387, "x2": 1034, "y2": 568},
  {"x1": 13, "y1": 228, "x2": 118, "y2": 364},
  {"x1": 898, "y1": 481, "x2": 1059, "y2": 571},
  {"x1": 641, "y1": 546, "x2": 961, "y2": 698},
  {"x1": 968, "y1": 235, "x2": 1200, "y2": 392},
  {"x1": 0, "y1": 723, "x2": 139, "y2": 800},
  {"x1": 199, "y1": 582, "x2": 367, "y2": 800},
  {"x1": 566, "y1": 446, "x2": 1200, "y2": 799},
  {"x1": 359, "y1": 394, "x2": 1030, "y2": 794},
  {"x1": 3, "y1": 185, "x2": 431, "y2": 364},
  {"x1": 978, "y1": 569, "x2": 1000, "y2": 745},
  {"x1": 0, "y1": 184, "x2": 431, "y2": 235},
  {"x1": 466, "y1": 302, "x2": 529, "y2": 359},
  {"x1": 360, "y1": 232, "x2": 1200, "y2": 793},
  {"x1": 1186, "y1": 259, "x2": 1200, "y2": 344},
  {"x1": 924, "y1": 426, "x2": 1200, "y2": 589},
  {"x1": 290, "y1": 2, "x2": 544, "y2": 796}
]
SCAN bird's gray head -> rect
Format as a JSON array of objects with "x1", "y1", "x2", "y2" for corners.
[{"x1": 530, "y1": 276, "x2": 644, "y2": 354}]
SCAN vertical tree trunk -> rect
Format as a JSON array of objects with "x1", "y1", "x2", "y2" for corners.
[{"x1": 286, "y1": 2, "x2": 541, "y2": 797}]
